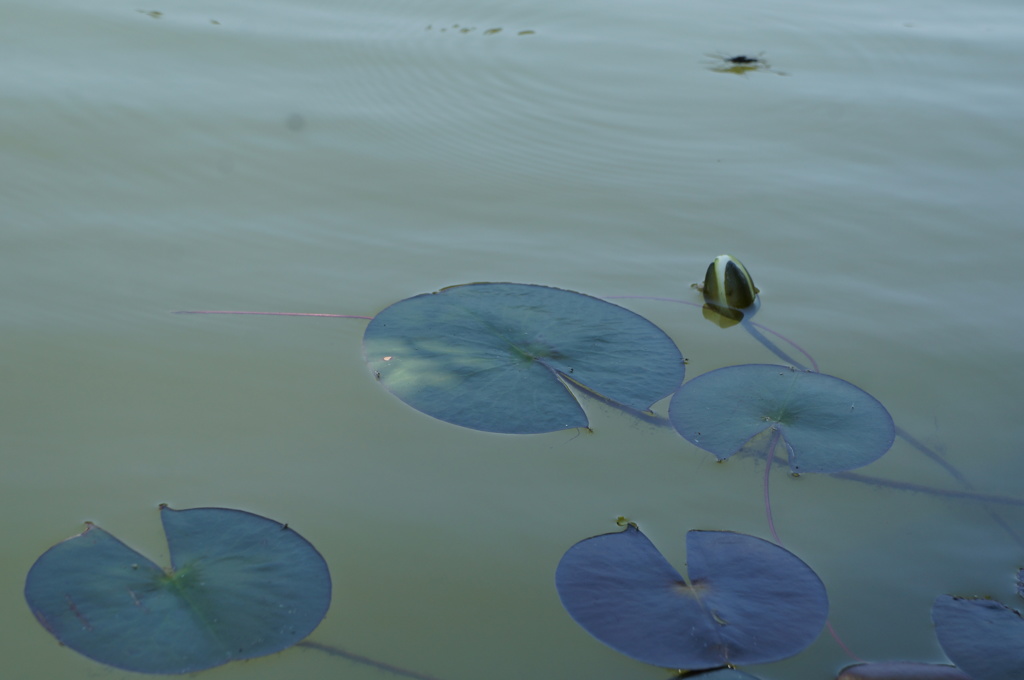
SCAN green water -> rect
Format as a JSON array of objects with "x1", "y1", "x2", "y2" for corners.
[{"x1": 4, "y1": 0, "x2": 1023, "y2": 678}]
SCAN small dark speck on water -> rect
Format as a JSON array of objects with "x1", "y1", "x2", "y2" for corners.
[{"x1": 706, "y1": 52, "x2": 785, "y2": 76}]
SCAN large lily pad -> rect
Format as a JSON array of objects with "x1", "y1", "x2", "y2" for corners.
[
  {"x1": 932, "y1": 595, "x2": 1024, "y2": 680},
  {"x1": 363, "y1": 283, "x2": 685, "y2": 433},
  {"x1": 24, "y1": 506, "x2": 331, "y2": 674},
  {"x1": 669, "y1": 364, "x2": 895, "y2": 473},
  {"x1": 554, "y1": 525, "x2": 828, "y2": 669}
]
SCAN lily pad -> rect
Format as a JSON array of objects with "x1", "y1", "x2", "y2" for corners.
[
  {"x1": 692, "y1": 669, "x2": 763, "y2": 680},
  {"x1": 554, "y1": 525, "x2": 828, "y2": 669},
  {"x1": 932, "y1": 595, "x2": 1024, "y2": 680},
  {"x1": 363, "y1": 283, "x2": 685, "y2": 433},
  {"x1": 669, "y1": 364, "x2": 895, "y2": 473},
  {"x1": 837, "y1": 661, "x2": 970, "y2": 679},
  {"x1": 24, "y1": 506, "x2": 331, "y2": 674}
]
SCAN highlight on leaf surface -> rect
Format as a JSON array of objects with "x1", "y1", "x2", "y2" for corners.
[
  {"x1": 669, "y1": 364, "x2": 895, "y2": 473},
  {"x1": 363, "y1": 282, "x2": 685, "y2": 433},
  {"x1": 554, "y1": 524, "x2": 828, "y2": 670},
  {"x1": 24, "y1": 506, "x2": 331, "y2": 675}
]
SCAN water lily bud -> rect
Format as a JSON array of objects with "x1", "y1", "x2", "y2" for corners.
[{"x1": 702, "y1": 254, "x2": 759, "y2": 310}]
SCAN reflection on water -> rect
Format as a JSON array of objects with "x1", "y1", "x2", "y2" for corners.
[
  {"x1": 425, "y1": 24, "x2": 535, "y2": 36},
  {"x1": 705, "y1": 52, "x2": 788, "y2": 76}
]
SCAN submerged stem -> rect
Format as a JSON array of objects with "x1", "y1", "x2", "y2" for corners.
[
  {"x1": 824, "y1": 620, "x2": 864, "y2": 662},
  {"x1": 743, "y1": 320, "x2": 819, "y2": 373},
  {"x1": 763, "y1": 428, "x2": 783, "y2": 544},
  {"x1": 762, "y1": 428, "x2": 862, "y2": 661},
  {"x1": 830, "y1": 471, "x2": 1024, "y2": 508},
  {"x1": 297, "y1": 641, "x2": 445, "y2": 680}
]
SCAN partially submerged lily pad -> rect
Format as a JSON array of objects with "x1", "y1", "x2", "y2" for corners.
[
  {"x1": 932, "y1": 595, "x2": 1024, "y2": 680},
  {"x1": 24, "y1": 506, "x2": 331, "y2": 674},
  {"x1": 669, "y1": 364, "x2": 895, "y2": 473},
  {"x1": 837, "y1": 661, "x2": 970, "y2": 679},
  {"x1": 363, "y1": 283, "x2": 685, "y2": 433},
  {"x1": 692, "y1": 669, "x2": 763, "y2": 680},
  {"x1": 554, "y1": 524, "x2": 828, "y2": 669}
]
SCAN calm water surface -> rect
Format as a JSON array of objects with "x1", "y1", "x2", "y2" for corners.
[{"x1": 4, "y1": 0, "x2": 1023, "y2": 678}]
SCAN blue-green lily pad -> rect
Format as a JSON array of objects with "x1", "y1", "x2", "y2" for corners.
[
  {"x1": 692, "y1": 669, "x2": 763, "y2": 680},
  {"x1": 363, "y1": 283, "x2": 685, "y2": 433},
  {"x1": 24, "y1": 506, "x2": 331, "y2": 675},
  {"x1": 837, "y1": 661, "x2": 970, "y2": 679},
  {"x1": 932, "y1": 595, "x2": 1024, "y2": 680},
  {"x1": 554, "y1": 525, "x2": 828, "y2": 669},
  {"x1": 669, "y1": 364, "x2": 895, "y2": 473}
]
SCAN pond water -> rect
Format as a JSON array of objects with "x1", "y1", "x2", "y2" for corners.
[{"x1": 4, "y1": 0, "x2": 1023, "y2": 678}]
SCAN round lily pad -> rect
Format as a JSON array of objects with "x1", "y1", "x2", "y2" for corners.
[
  {"x1": 24, "y1": 506, "x2": 331, "y2": 674},
  {"x1": 669, "y1": 364, "x2": 895, "y2": 473},
  {"x1": 554, "y1": 524, "x2": 828, "y2": 669},
  {"x1": 363, "y1": 283, "x2": 685, "y2": 433},
  {"x1": 932, "y1": 595, "x2": 1024, "y2": 680}
]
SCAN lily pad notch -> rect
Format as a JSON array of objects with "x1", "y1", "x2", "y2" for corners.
[
  {"x1": 363, "y1": 282, "x2": 686, "y2": 434},
  {"x1": 555, "y1": 524, "x2": 829, "y2": 670},
  {"x1": 24, "y1": 505, "x2": 332, "y2": 675}
]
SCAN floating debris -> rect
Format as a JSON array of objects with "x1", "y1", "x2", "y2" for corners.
[{"x1": 705, "y1": 52, "x2": 786, "y2": 76}]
